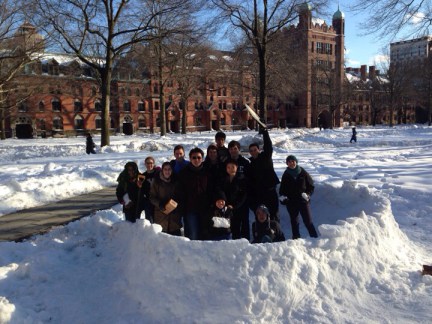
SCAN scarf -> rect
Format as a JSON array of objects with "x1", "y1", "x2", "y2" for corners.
[{"x1": 285, "y1": 165, "x2": 301, "y2": 180}]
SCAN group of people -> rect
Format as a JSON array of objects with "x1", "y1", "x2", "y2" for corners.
[{"x1": 115, "y1": 129, "x2": 318, "y2": 243}]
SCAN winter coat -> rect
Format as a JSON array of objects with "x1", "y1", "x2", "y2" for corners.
[
  {"x1": 249, "y1": 129, "x2": 280, "y2": 190},
  {"x1": 279, "y1": 167, "x2": 314, "y2": 203},
  {"x1": 86, "y1": 135, "x2": 96, "y2": 154},
  {"x1": 150, "y1": 172, "x2": 182, "y2": 234},
  {"x1": 116, "y1": 162, "x2": 143, "y2": 219},
  {"x1": 217, "y1": 146, "x2": 230, "y2": 163},
  {"x1": 208, "y1": 206, "x2": 233, "y2": 239},
  {"x1": 142, "y1": 167, "x2": 161, "y2": 200},
  {"x1": 176, "y1": 163, "x2": 212, "y2": 215},
  {"x1": 252, "y1": 219, "x2": 285, "y2": 243},
  {"x1": 214, "y1": 174, "x2": 248, "y2": 212}
]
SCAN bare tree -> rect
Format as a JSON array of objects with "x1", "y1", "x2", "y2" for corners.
[
  {"x1": 210, "y1": 0, "x2": 328, "y2": 126},
  {"x1": 350, "y1": 0, "x2": 432, "y2": 39},
  {"x1": 144, "y1": 0, "x2": 207, "y2": 136},
  {"x1": 0, "y1": 1, "x2": 45, "y2": 139},
  {"x1": 32, "y1": 0, "x2": 189, "y2": 146}
]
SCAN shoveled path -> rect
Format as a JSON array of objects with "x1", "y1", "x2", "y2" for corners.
[{"x1": 0, "y1": 186, "x2": 118, "y2": 242}]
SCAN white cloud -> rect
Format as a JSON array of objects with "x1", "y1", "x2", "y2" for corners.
[
  {"x1": 408, "y1": 11, "x2": 425, "y2": 25},
  {"x1": 369, "y1": 54, "x2": 389, "y2": 66}
]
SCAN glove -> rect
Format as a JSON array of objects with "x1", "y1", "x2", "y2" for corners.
[
  {"x1": 279, "y1": 195, "x2": 288, "y2": 205},
  {"x1": 301, "y1": 192, "x2": 310, "y2": 202}
]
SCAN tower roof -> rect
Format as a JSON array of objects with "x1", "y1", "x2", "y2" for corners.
[
  {"x1": 298, "y1": 2, "x2": 312, "y2": 12},
  {"x1": 333, "y1": 7, "x2": 345, "y2": 20}
]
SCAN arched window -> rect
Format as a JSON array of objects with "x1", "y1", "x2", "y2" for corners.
[
  {"x1": 123, "y1": 100, "x2": 131, "y2": 112},
  {"x1": 123, "y1": 115, "x2": 133, "y2": 123},
  {"x1": 52, "y1": 98, "x2": 61, "y2": 112},
  {"x1": 74, "y1": 115, "x2": 84, "y2": 130},
  {"x1": 38, "y1": 101, "x2": 45, "y2": 112},
  {"x1": 138, "y1": 116, "x2": 146, "y2": 128},
  {"x1": 135, "y1": 88, "x2": 140, "y2": 96},
  {"x1": 95, "y1": 115, "x2": 102, "y2": 129},
  {"x1": 138, "y1": 101, "x2": 145, "y2": 112},
  {"x1": 53, "y1": 116, "x2": 63, "y2": 130},
  {"x1": 95, "y1": 100, "x2": 102, "y2": 111},
  {"x1": 126, "y1": 87, "x2": 132, "y2": 96},
  {"x1": 74, "y1": 100, "x2": 83, "y2": 112}
]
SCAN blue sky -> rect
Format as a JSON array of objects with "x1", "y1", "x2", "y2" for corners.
[{"x1": 327, "y1": 2, "x2": 389, "y2": 68}]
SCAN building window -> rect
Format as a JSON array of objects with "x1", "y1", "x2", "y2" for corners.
[
  {"x1": 123, "y1": 100, "x2": 131, "y2": 112},
  {"x1": 126, "y1": 87, "x2": 132, "y2": 96},
  {"x1": 37, "y1": 118, "x2": 46, "y2": 130},
  {"x1": 138, "y1": 101, "x2": 145, "y2": 112},
  {"x1": 52, "y1": 99, "x2": 61, "y2": 112},
  {"x1": 153, "y1": 83, "x2": 159, "y2": 94},
  {"x1": 74, "y1": 115, "x2": 84, "y2": 130},
  {"x1": 74, "y1": 100, "x2": 83, "y2": 112},
  {"x1": 195, "y1": 116, "x2": 202, "y2": 126},
  {"x1": 154, "y1": 101, "x2": 159, "y2": 110},
  {"x1": 95, "y1": 116, "x2": 102, "y2": 129},
  {"x1": 135, "y1": 88, "x2": 140, "y2": 96},
  {"x1": 18, "y1": 102, "x2": 28, "y2": 112},
  {"x1": 38, "y1": 101, "x2": 45, "y2": 112},
  {"x1": 91, "y1": 86, "x2": 97, "y2": 96},
  {"x1": 138, "y1": 117, "x2": 146, "y2": 128},
  {"x1": 53, "y1": 117, "x2": 63, "y2": 130},
  {"x1": 95, "y1": 100, "x2": 102, "y2": 111}
]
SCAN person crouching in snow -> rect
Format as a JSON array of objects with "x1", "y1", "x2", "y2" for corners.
[
  {"x1": 279, "y1": 155, "x2": 318, "y2": 239},
  {"x1": 252, "y1": 205, "x2": 285, "y2": 243},
  {"x1": 207, "y1": 195, "x2": 232, "y2": 241}
]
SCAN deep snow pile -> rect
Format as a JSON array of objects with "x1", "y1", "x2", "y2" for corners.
[{"x1": 0, "y1": 126, "x2": 432, "y2": 323}]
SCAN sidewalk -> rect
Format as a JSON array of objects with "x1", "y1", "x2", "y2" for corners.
[{"x1": 0, "y1": 186, "x2": 118, "y2": 242}]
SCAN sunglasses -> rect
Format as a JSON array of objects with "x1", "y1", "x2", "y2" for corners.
[{"x1": 191, "y1": 155, "x2": 202, "y2": 160}]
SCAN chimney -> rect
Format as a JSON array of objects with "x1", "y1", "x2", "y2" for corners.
[
  {"x1": 360, "y1": 65, "x2": 367, "y2": 81},
  {"x1": 369, "y1": 66, "x2": 376, "y2": 79}
]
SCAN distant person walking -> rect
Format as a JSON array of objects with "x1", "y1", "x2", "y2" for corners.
[
  {"x1": 279, "y1": 155, "x2": 318, "y2": 239},
  {"x1": 350, "y1": 126, "x2": 357, "y2": 143},
  {"x1": 86, "y1": 133, "x2": 96, "y2": 154}
]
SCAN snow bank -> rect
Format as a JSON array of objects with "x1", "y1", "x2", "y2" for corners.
[{"x1": 0, "y1": 183, "x2": 429, "y2": 323}]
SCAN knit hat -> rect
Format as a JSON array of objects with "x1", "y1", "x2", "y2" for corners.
[
  {"x1": 256, "y1": 205, "x2": 270, "y2": 218},
  {"x1": 286, "y1": 155, "x2": 298, "y2": 163}
]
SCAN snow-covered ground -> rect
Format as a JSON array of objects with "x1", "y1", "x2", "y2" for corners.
[{"x1": 0, "y1": 125, "x2": 431, "y2": 323}]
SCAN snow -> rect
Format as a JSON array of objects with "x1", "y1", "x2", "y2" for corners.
[{"x1": 1, "y1": 125, "x2": 432, "y2": 323}]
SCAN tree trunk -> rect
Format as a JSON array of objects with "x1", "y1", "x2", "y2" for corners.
[
  {"x1": 158, "y1": 42, "x2": 166, "y2": 136},
  {"x1": 181, "y1": 98, "x2": 187, "y2": 134},
  {"x1": 100, "y1": 66, "x2": 112, "y2": 147}
]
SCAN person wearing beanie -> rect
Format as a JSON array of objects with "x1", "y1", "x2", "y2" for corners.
[
  {"x1": 214, "y1": 159, "x2": 248, "y2": 240},
  {"x1": 279, "y1": 155, "x2": 318, "y2": 239},
  {"x1": 207, "y1": 193, "x2": 233, "y2": 241},
  {"x1": 252, "y1": 205, "x2": 285, "y2": 243}
]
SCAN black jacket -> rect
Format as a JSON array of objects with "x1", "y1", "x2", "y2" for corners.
[
  {"x1": 252, "y1": 219, "x2": 285, "y2": 243},
  {"x1": 279, "y1": 167, "x2": 314, "y2": 202},
  {"x1": 249, "y1": 129, "x2": 280, "y2": 193}
]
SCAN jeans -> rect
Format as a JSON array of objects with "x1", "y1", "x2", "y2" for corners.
[{"x1": 184, "y1": 212, "x2": 201, "y2": 240}]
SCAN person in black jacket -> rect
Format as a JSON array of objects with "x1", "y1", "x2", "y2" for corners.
[
  {"x1": 215, "y1": 160, "x2": 248, "y2": 240},
  {"x1": 350, "y1": 126, "x2": 357, "y2": 143},
  {"x1": 279, "y1": 155, "x2": 318, "y2": 239},
  {"x1": 215, "y1": 131, "x2": 229, "y2": 163},
  {"x1": 252, "y1": 205, "x2": 285, "y2": 243},
  {"x1": 227, "y1": 140, "x2": 251, "y2": 240},
  {"x1": 176, "y1": 147, "x2": 211, "y2": 240},
  {"x1": 86, "y1": 133, "x2": 96, "y2": 154},
  {"x1": 116, "y1": 161, "x2": 143, "y2": 223},
  {"x1": 207, "y1": 195, "x2": 233, "y2": 241},
  {"x1": 248, "y1": 129, "x2": 280, "y2": 222}
]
